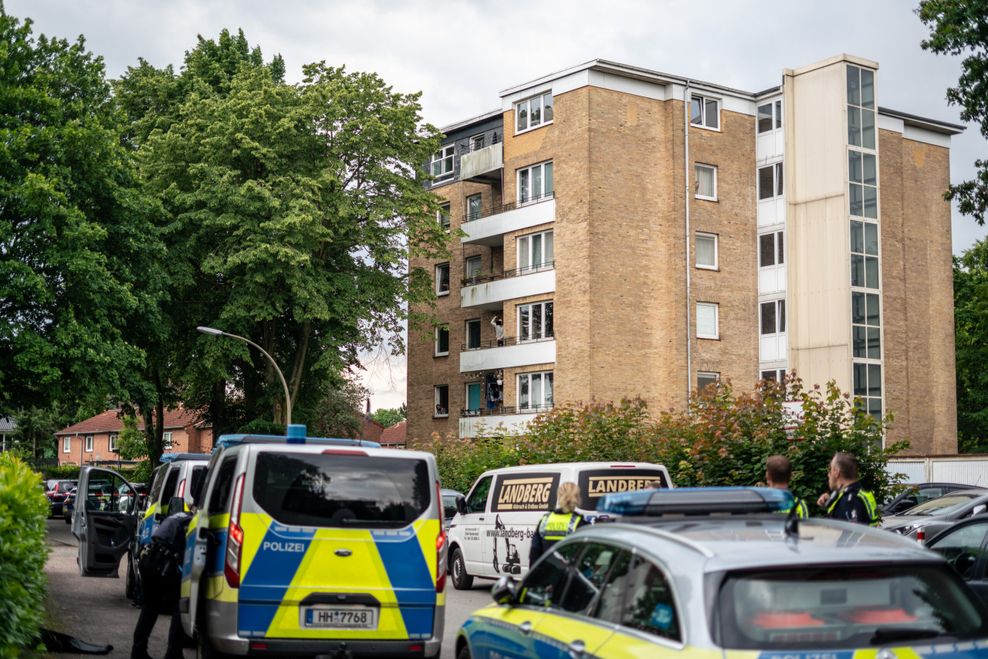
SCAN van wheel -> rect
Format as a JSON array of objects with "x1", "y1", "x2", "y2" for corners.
[
  {"x1": 450, "y1": 548, "x2": 473, "y2": 590},
  {"x1": 457, "y1": 643, "x2": 472, "y2": 659},
  {"x1": 196, "y1": 616, "x2": 233, "y2": 659}
]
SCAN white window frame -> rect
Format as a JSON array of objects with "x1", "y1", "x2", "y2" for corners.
[
  {"x1": 517, "y1": 161, "x2": 553, "y2": 205},
  {"x1": 697, "y1": 371, "x2": 720, "y2": 391},
  {"x1": 437, "y1": 202, "x2": 451, "y2": 230},
  {"x1": 760, "y1": 299, "x2": 786, "y2": 335},
  {"x1": 761, "y1": 369, "x2": 786, "y2": 383},
  {"x1": 690, "y1": 94, "x2": 720, "y2": 130},
  {"x1": 696, "y1": 302, "x2": 719, "y2": 340},
  {"x1": 431, "y1": 144, "x2": 454, "y2": 181},
  {"x1": 759, "y1": 230, "x2": 785, "y2": 268},
  {"x1": 434, "y1": 385, "x2": 449, "y2": 418},
  {"x1": 696, "y1": 233, "x2": 718, "y2": 270},
  {"x1": 758, "y1": 162, "x2": 784, "y2": 200},
  {"x1": 63, "y1": 437, "x2": 71, "y2": 453},
  {"x1": 434, "y1": 325, "x2": 450, "y2": 357},
  {"x1": 515, "y1": 91, "x2": 554, "y2": 134},
  {"x1": 85, "y1": 435, "x2": 93, "y2": 453},
  {"x1": 757, "y1": 99, "x2": 783, "y2": 134},
  {"x1": 464, "y1": 255, "x2": 482, "y2": 283},
  {"x1": 466, "y1": 193, "x2": 483, "y2": 221},
  {"x1": 162, "y1": 431, "x2": 173, "y2": 450},
  {"x1": 517, "y1": 230, "x2": 554, "y2": 271},
  {"x1": 435, "y1": 262, "x2": 450, "y2": 296},
  {"x1": 517, "y1": 371, "x2": 554, "y2": 411},
  {"x1": 695, "y1": 164, "x2": 717, "y2": 201},
  {"x1": 465, "y1": 318, "x2": 482, "y2": 350},
  {"x1": 469, "y1": 133, "x2": 486, "y2": 152},
  {"x1": 517, "y1": 301, "x2": 554, "y2": 342},
  {"x1": 109, "y1": 433, "x2": 118, "y2": 452}
]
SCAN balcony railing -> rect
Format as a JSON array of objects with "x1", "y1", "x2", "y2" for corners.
[
  {"x1": 462, "y1": 191, "x2": 554, "y2": 225},
  {"x1": 459, "y1": 404, "x2": 554, "y2": 417},
  {"x1": 461, "y1": 261, "x2": 554, "y2": 287},
  {"x1": 461, "y1": 334, "x2": 555, "y2": 352}
]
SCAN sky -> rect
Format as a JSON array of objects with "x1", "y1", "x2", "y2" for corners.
[{"x1": 9, "y1": 0, "x2": 987, "y2": 411}]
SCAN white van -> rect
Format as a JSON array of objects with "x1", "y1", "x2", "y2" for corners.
[{"x1": 446, "y1": 462, "x2": 672, "y2": 589}]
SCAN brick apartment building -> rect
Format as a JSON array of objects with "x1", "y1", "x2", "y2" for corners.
[{"x1": 407, "y1": 55, "x2": 961, "y2": 454}]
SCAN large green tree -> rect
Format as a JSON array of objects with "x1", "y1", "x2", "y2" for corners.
[
  {"x1": 954, "y1": 239, "x2": 988, "y2": 451},
  {"x1": 0, "y1": 10, "x2": 162, "y2": 416},
  {"x1": 918, "y1": 0, "x2": 988, "y2": 223}
]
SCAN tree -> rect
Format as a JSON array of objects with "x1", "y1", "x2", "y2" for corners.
[
  {"x1": 0, "y1": 10, "x2": 163, "y2": 415},
  {"x1": 10, "y1": 405, "x2": 65, "y2": 463},
  {"x1": 370, "y1": 405, "x2": 406, "y2": 428},
  {"x1": 115, "y1": 414, "x2": 148, "y2": 460},
  {"x1": 918, "y1": 0, "x2": 988, "y2": 224},
  {"x1": 307, "y1": 378, "x2": 369, "y2": 439},
  {"x1": 954, "y1": 239, "x2": 988, "y2": 451}
]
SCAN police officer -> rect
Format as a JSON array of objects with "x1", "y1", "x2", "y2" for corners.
[
  {"x1": 530, "y1": 482, "x2": 586, "y2": 564},
  {"x1": 765, "y1": 454, "x2": 808, "y2": 519},
  {"x1": 131, "y1": 497, "x2": 192, "y2": 659},
  {"x1": 816, "y1": 452, "x2": 879, "y2": 526}
]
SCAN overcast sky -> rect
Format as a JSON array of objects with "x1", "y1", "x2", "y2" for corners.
[{"x1": 9, "y1": 0, "x2": 987, "y2": 411}]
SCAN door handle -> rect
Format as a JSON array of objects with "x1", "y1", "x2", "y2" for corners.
[
  {"x1": 519, "y1": 621, "x2": 532, "y2": 635},
  {"x1": 568, "y1": 639, "x2": 586, "y2": 658},
  {"x1": 478, "y1": 517, "x2": 485, "y2": 522},
  {"x1": 198, "y1": 527, "x2": 208, "y2": 540}
]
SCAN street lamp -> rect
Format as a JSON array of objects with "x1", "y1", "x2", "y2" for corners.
[{"x1": 196, "y1": 326, "x2": 293, "y2": 431}]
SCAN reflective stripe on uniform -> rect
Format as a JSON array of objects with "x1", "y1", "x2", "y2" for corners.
[
  {"x1": 539, "y1": 512, "x2": 581, "y2": 541},
  {"x1": 827, "y1": 487, "x2": 880, "y2": 526},
  {"x1": 778, "y1": 497, "x2": 809, "y2": 519}
]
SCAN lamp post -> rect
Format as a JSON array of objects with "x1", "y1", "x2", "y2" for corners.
[{"x1": 196, "y1": 326, "x2": 293, "y2": 430}]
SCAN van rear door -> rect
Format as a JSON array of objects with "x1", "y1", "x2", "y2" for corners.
[
  {"x1": 237, "y1": 449, "x2": 441, "y2": 641},
  {"x1": 579, "y1": 465, "x2": 672, "y2": 515}
]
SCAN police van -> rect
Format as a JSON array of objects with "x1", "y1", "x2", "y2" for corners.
[
  {"x1": 180, "y1": 426, "x2": 447, "y2": 658},
  {"x1": 447, "y1": 462, "x2": 671, "y2": 589}
]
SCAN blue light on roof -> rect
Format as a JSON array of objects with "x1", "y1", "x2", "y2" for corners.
[
  {"x1": 597, "y1": 486, "x2": 794, "y2": 517},
  {"x1": 214, "y1": 433, "x2": 380, "y2": 450}
]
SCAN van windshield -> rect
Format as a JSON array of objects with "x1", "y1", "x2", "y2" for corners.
[{"x1": 252, "y1": 452, "x2": 431, "y2": 528}]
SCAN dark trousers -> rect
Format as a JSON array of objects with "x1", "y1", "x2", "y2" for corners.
[{"x1": 132, "y1": 567, "x2": 183, "y2": 659}]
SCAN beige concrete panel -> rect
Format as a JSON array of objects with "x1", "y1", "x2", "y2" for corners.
[{"x1": 785, "y1": 61, "x2": 847, "y2": 204}]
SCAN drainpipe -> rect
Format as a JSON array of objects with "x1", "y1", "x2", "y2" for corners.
[{"x1": 684, "y1": 81, "x2": 693, "y2": 406}]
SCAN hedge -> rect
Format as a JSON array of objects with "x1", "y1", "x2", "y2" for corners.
[{"x1": 0, "y1": 454, "x2": 49, "y2": 656}]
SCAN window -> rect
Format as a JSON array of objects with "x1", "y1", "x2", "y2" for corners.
[
  {"x1": 515, "y1": 91, "x2": 554, "y2": 133},
  {"x1": 469, "y1": 133, "x2": 486, "y2": 151},
  {"x1": 761, "y1": 369, "x2": 786, "y2": 383},
  {"x1": 434, "y1": 385, "x2": 449, "y2": 418},
  {"x1": 518, "y1": 301, "x2": 554, "y2": 341},
  {"x1": 434, "y1": 326, "x2": 449, "y2": 356},
  {"x1": 619, "y1": 555, "x2": 681, "y2": 642},
  {"x1": 465, "y1": 475, "x2": 492, "y2": 514},
  {"x1": 697, "y1": 372, "x2": 720, "y2": 392},
  {"x1": 85, "y1": 435, "x2": 93, "y2": 452},
  {"x1": 759, "y1": 231, "x2": 784, "y2": 267},
  {"x1": 757, "y1": 100, "x2": 783, "y2": 133},
  {"x1": 437, "y1": 202, "x2": 451, "y2": 230},
  {"x1": 435, "y1": 263, "x2": 450, "y2": 296},
  {"x1": 518, "y1": 371, "x2": 553, "y2": 410},
  {"x1": 162, "y1": 432, "x2": 173, "y2": 449},
  {"x1": 517, "y1": 542, "x2": 581, "y2": 608},
  {"x1": 696, "y1": 302, "x2": 719, "y2": 339},
  {"x1": 850, "y1": 220, "x2": 879, "y2": 289},
  {"x1": 465, "y1": 319, "x2": 481, "y2": 350},
  {"x1": 849, "y1": 150, "x2": 878, "y2": 219},
  {"x1": 518, "y1": 230, "x2": 554, "y2": 271},
  {"x1": 695, "y1": 164, "x2": 717, "y2": 200},
  {"x1": 758, "y1": 162, "x2": 784, "y2": 200},
  {"x1": 928, "y1": 521, "x2": 988, "y2": 580},
  {"x1": 592, "y1": 549, "x2": 633, "y2": 624},
  {"x1": 690, "y1": 94, "x2": 719, "y2": 129},
  {"x1": 464, "y1": 256, "x2": 482, "y2": 284},
  {"x1": 518, "y1": 161, "x2": 553, "y2": 204},
  {"x1": 63, "y1": 437, "x2": 70, "y2": 453},
  {"x1": 109, "y1": 434, "x2": 118, "y2": 452},
  {"x1": 760, "y1": 299, "x2": 786, "y2": 335},
  {"x1": 696, "y1": 233, "x2": 718, "y2": 270},
  {"x1": 466, "y1": 193, "x2": 482, "y2": 221},
  {"x1": 847, "y1": 65, "x2": 876, "y2": 149},
  {"x1": 560, "y1": 542, "x2": 625, "y2": 616},
  {"x1": 431, "y1": 144, "x2": 454, "y2": 181},
  {"x1": 207, "y1": 457, "x2": 238, "y2": 514},
  {"x1": 465, "y1": 382, "x2": 483, "y2": 414},
  {"x1": 852, "y1": 291, "x2": 881, "y2": 361}
]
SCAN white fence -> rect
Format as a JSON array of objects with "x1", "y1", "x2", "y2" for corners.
[{"x1": 887, "y1": 456, "x2": 988, "y2": 487}]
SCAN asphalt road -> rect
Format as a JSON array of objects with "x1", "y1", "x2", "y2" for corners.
[{"x1": 43, "y1": 519, "x2": 492, "y2": 658}]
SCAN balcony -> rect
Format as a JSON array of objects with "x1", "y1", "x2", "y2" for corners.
[
  {"x1": 460, "y1": 337, "x2": 556, "y2": 373},
  {"x1": 461, "y1": 194, "x2": 555, "y2": 247},
  {"x1": 459, "y1": 139, "x2": 503, "y2": 182},
  {"x1": 461, "y1": 263, "x2": 555, "y2": 310},
  {"x1": 458, "y1": 405, "x2": 551, "y2": 438}
]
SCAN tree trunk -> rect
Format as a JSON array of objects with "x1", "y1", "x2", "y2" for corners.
[
  {"x1": 289, "y1": 320, "x2": 312, "y2": 408},
  {"x1": 261, "y1": 320, "x2": 281, "y2": 424}
]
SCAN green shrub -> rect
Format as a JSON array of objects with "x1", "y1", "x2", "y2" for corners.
[
  {"x1": 0, "y1": 454, "x2": 49, "y2": 656},
  {"x1": 41, "y1": 464, "x2": 80, "y2": 480}
]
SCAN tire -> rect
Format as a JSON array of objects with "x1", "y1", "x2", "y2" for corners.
[
  {"x1": 457, "y1": 642, "x2": 472, "y2": 659},
  {"x1": 450, "y1": 547, "x2": 473, "y2": 590}
]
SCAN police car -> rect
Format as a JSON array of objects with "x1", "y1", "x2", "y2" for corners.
[
  {"x1": 456, "y1": 487, "x2": 988, "y2": 659},
  {"x1": 180, "y1": 425, "x2": 447, "y2": 658}
]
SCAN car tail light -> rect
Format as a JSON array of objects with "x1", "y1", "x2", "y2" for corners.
[
  {"x1": 225, "y1": 473, "x2": 246, "y2": 588},
  {"x1": 435, "y1": 480, "x2": 447, "y2": 593},
  {"x1": 916, "y1": 528, "x2": 925, "y2": 545}
]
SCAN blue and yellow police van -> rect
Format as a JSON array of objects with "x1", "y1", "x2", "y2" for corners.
[{"x1": 180, "y1": 425, "x2": 447, "y2": 658}]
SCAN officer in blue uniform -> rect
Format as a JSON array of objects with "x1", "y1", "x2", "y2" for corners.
[
  {"x1": 530, "y1": 482, "x2": 586, "y2": 564},
  {"x1": 817, "y1": 452, "x2": 879, "y2": 526}
]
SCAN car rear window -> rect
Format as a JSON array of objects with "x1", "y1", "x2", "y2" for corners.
[
  {"x1": 252, "y1": 452, "x2": 431, "y2": 528},
  {"x1": 907, "y1": 494, "x2": 980, "y2": 516},
  {"x1": 716, "y1": 564, "x2": 986, "y2": 649},
  {"x1": 579, "y1": 468, "x2": 669, "y2": 511}
]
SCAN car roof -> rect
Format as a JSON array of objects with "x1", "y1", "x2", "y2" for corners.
[{"x1": 573, "y1": 516, "x2": 941, "y2": 573}]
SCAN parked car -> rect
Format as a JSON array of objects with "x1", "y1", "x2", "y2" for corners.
[
  {"x1": 882, "y1": 488, "x2": 988, "y2": 539},
  {"x1": 63, "y1": 482, "x2": 115, "y2": 525},
  {"x1": 881, "y1": 481, "x2": 971, "y2": 516},
  {"x1": 45, "y1": 479, "x2": 77, "y2": 518},
  {"x1": 62, "y1": 487, "x2": 77, "y2": 524},
  {"x1": 441, "y1": 488, "x2": 462, "y2": 526},
  {"x1": 926, "y1": 514, "x2": 988, "y2": 604},
  {"x1": 117, "y1": 482, "x2": 148, "y2": 515}
]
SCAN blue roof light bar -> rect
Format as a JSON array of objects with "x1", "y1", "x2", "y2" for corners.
[
  {"x1": 214, "y1": 434, "x2": 380, "y2": 450},
  {"x1": 597, "y1": 486, "x2": 793, "y2": 517}
]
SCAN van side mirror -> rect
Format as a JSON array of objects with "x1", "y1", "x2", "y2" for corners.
[
  {"x1": 491, "y1": 575, "x2": 518, "y2": 605},
  {"x1": 455, "y1": 496, "x2": 468, "y2": 515}
]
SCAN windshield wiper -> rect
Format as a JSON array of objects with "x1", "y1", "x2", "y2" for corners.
[{"x1": 869, "y1": 628, "x2": 943, "y2": 645}]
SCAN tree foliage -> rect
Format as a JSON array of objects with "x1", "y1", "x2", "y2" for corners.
[
  {"x1": 370, "y1": 405, "x2": 406, "y2": 428},
  {"x1": 423, "y1": 378, "x2": 906, "y2": 508},
  {"x1": 918, "y1": 0, "x2": 988, "y2": 224},
  {"x1": 954, "y1": 239, "x2": 988, "y2": 451},
  {"x1": 307, "y1": 377, "x2": 369, "y2": 439}
]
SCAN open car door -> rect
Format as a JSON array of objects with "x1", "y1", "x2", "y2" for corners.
[{"x1": 71, "y1": 466, "x2": 139, "y2": 577}]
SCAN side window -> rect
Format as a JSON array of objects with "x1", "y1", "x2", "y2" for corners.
[
  {"x1": 593, "y1": 549, "x2": 632, "y2": 624},
  {"x1": 518, "y1": 542, "x2": 581, "y2": 609},
  {"x1": 929, "y1": 522, "x2": 988, "y2": 580},
  {"x1": 916, "y1": 487, "x2": 945, "y2": 504},
  {"x1": 147, "y1": 466, "x2": 167, "y2": 506},
  {"x1": 161, "y1": 467, "x2": 180, "y2": 505},
  {"x1": 465, "y1": 476, "x2": 492, "y2": 514},
  {"x1": 207, "y1": 457, "x2": 238, "y2": 515},
  {"x1": 559, "y1": 542, "x2": 622, "y2": 615},
  {"x1": 620, "y1": 555, "x2": 681, "y2": 642},
  {"x1": 190, "y1": 466, "x2": 207, "y2": 502}
]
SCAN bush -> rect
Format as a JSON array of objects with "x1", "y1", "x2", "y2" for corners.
[
  {"x1": 41, "y1": 464, "x2": 80, "y2": 480},
  {"x1": 0, "y1": 454, "x2": 49, "y2": 656}
]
